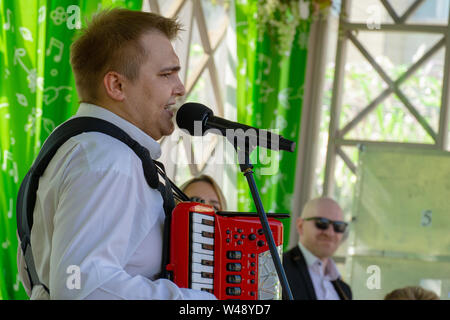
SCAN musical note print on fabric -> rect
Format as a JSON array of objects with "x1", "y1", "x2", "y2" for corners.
[
  {"x1": 13, "y1": 48, "x2": 44, "y2": 93},
  {"x1": 19, "y1": 27, "x2": 33, "y2": 42},
  {"x1": 50, "y1": 7, "x2": 67, "y2": 26},
  {"x1": 255, "y1": 54, "x2": 272, "y2": 85},
  {"x1": 9, "y1": 130, "x2": 15, "y2": 146},
  {"x1": 13, "y1": 274, "x2": 20, "y2": 292},
  {"x1": 24, "y1": 108, "x2": 43, "y2": 136},
  {"x1": 7, "y1": 198, "x2": 13, "y2": 219},
  {"x1": 43, "y1": 118, "x2": 56, "y2": 135},
  {"x1": 3, "y1": 8, "x2": 13, "y2": 31},
  {"x1": 46, "y1": 37, "x2": 64, "y2": 63},
  {"x1": 38, "y1": 6, "x2": 46, "y2": 24},
  {"x1": 43, "y1": 86, "x2": 72, "y2": 106},
  {"x1": 16, "y1": 93, "x2": 28, "y2": 107},
  {"x1": 1, "y1": 239, "x2": 11, "y2": 249},
  {"x1": 13, "y1": 48, "x2": 28, "y2": 71},
  {"x1": 2, "y1": 150, "x2": 19, "y2": 184}
]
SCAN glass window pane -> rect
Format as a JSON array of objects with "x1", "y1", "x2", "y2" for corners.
[
  {"x1": 350, "y1": 147, "x2": 450, "y2": 256},
  {"x1": 343, "y1": 94, "x2": 435, "y2": 144},
  {"x1": 348, "y1": 0, "x2": 395, "y2": 24},
  {"x1": 186, "y1": 67, "x2": 217, "y2": 113},
  {"x1": 352, "y1": 31, "x2": 443, "y2": 81},
  {"x1": 200, "y1": 0, "x2": 228, "y2": 44},
  {"x1": 157, "y1": 0, "x2": 177, "y2": 15},
  {"x1": 185, "y1": 17, "x2": 206, "y2": 84},
  {"x1": 406, "y1": 0, "x2": 449, "y2": 25},
  {"x1": 173, "y1": 0, "x2": 193, "y2": 84},
  {"x1": 389, "y1": 0, "x2": 419, "y2": 17}
]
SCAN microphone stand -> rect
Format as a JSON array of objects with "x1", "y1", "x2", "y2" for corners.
[{"x1": 229, "y1": 136, "x2": 293, "y2": 300}]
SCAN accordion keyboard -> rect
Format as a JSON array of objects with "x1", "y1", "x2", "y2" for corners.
[{"x1": 191, "y1": 212, "x2": 215, "y2": 292}]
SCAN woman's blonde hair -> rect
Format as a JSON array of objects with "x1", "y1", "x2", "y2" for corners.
[
  {"x1": 181, "y1": 175, "x2": 227, "y2": 211},
  {"x1": 384, "y1": 286, "x2": 440, "y2": 300}
]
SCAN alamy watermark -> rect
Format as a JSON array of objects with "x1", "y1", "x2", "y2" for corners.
[
  {"x1": 170, "y1": 121, "x2": 282, "y2": 176},
  {"x1": 49, "y1": 5, "x2": 81, "y2": 30},
  {"x1": 366, "y1": 265, "x2": 381, "y2": 290},
  {"x1": 66, "y1": 265, "x2": 81, "y2": 290},
  {"x1": 366, "y1": 5, "x2": 381, "y2": 30}
]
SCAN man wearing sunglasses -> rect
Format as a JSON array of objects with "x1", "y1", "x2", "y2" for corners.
[{"x1": 283, "y1": 197, "x2": 352, "y2": 300}]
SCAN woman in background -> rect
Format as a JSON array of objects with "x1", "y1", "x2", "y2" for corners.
[{"x1": 181, "y1": 175, "x2": 227, "y2": 211}]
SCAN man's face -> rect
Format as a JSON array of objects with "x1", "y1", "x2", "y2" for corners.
[
  {"x1": 297, "y1": 199, "x2": 345, "y2": 261},
  {"x1": 122, "y1": 31, "x2": 185, "y2": 140}
]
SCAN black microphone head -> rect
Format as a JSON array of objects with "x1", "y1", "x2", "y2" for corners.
[{"x1": 176, "y1": 102, "x2": 214, "y2": 136}]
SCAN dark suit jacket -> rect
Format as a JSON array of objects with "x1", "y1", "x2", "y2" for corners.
[{"x1": 282, "y1": 246, "x2": 352, "y2": 300}]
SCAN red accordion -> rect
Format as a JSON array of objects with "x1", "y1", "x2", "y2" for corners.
[{"x1": 165, "y1": 202, "x2": 284, "y2": 300}]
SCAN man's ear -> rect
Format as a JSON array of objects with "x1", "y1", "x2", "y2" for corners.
[
  {"x1": 103, "y1": 71, "x2": 125, "y2": 101},
  {"x1": 296, "y1": 216, "x2": 304, "y2": 236}
]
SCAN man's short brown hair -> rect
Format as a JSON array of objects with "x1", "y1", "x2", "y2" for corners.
[
  {"x1": 70, "y1": 8, "x2": 182, "y2": 101},
  {"x1": 384, "y1": 286, "x2": 440, "y2": 300}
]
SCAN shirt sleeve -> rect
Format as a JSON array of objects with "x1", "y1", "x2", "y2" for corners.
[{"x1": 49, "y1": 155, "x2": 215, "y2": 300}]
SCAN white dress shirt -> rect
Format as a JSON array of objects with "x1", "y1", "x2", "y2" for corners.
[
  {"x1": 298, "y1": 242, "x2": 341, "y2": 300},
  {"x1": 18, "y1": 103, "x2": 215, "y2": 300}
]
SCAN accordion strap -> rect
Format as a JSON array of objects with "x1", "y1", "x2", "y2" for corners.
[
  {"x1": 154, "y1": 161, "x2": 175, "y2": 280},
  {"x1": 16, "y1": 116, "x2": 180, "y2": 294}
]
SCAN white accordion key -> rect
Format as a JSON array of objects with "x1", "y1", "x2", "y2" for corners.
[
  {"x1": 192, "y1": 272, "x2": 214, "y2": 284},
  {"x1": 192, "y1": 262, "x2": 213, "y2": 274},
  {"x1": 192, "y1": 242, "x2": 214, "y2": 254},
  {"x1": 192, "y1": 282, "x2": 213, "y2": 292},
  {"x1": 192, "y1": 212, "x2": 215, "y2": 226},
  {"x1": 192, "y1": 232, "x2": 214, "y2": 245},
  {"x1": 192, "y1": 222, "x2": 214, "y2": 235},
  {"x1": 192, "y1": 252, "x2": 214, "y2": 265}
]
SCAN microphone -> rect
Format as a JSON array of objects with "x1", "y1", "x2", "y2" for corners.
[{"x1": 176, "y1": 102, "x2": 296, "y2": 152}]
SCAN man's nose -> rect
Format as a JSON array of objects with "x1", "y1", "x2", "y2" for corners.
[
  {"x1": 174, "y1": 76, "x2": 186, "y2": 97},
  {"x1": 323, "y1": 224, "x2": 336, "y2": 235}
]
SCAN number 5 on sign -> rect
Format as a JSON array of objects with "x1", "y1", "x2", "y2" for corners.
[{"x1": 421, "y1": 210, "x2": 432, "y2": 227}]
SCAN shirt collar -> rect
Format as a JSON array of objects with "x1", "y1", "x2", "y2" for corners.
[
  {"x1": 73, "y1": 102, "x2": 162, "y2": 159},
  {"x1": 298, "y1": 241, "x2": 341, "y2": 281}
]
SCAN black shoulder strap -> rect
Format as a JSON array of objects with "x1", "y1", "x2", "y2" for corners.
[{"x1": 16, "y1": 116, "x2": 180, "y2": 293}]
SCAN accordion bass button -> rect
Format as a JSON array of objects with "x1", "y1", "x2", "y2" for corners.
[
  {"x1": 226, "y1": 251, "x2": 242, "y2": 259},
  {"x1": 226, "y1": 275, "x2": 242, "y2": 284},
  {"x1": 226, "y1": 263, "x2": 242, "y2": 272},
  {"x1": 226, "y1": 287, "x2": 241, "y2": 296}
]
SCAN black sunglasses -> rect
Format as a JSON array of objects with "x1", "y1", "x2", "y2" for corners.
[{"x1": 304, "y1": 217, "x2": 348, "y2": 233}]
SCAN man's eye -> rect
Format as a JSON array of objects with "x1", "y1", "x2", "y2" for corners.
[{"x1": 161, "y1": 73, "x2": 171, "y2": 78}]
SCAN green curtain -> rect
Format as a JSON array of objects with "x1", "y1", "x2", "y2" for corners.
[
  {"x1": 0, "y1": 0, "x2": 142, "y2": 300},
  {"x1": 235, "y1": 0, "x2": 313, "y2": 247}
]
